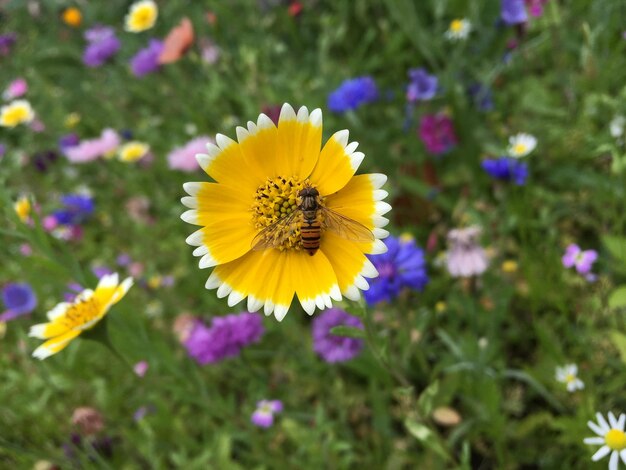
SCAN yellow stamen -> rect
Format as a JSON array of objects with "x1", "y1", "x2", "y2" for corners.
[
  {"x1": 450, "y1": 20, "x2": 463, "y2": 33},
  {"x1": 61, "y1": 297, "x2": 102, "y2": 330},
  {"x1": 605, "y1": 429, "x2": 626, "y2": 451}
]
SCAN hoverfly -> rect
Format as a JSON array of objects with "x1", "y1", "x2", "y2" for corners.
[{"x1": 252, "y1": 185, "x2": 374, "y2": 256}]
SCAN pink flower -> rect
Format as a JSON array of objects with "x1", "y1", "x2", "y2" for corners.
[
  {"x1": 562, "y1": 244, "x2": 598, "y2": 275},
  {"x1": 2, "y1": 78, "x2": 28, "y2": 100},
  {"x1": 251, "y1": 400, "x2": 283, "y2": 428},
  {"x1": 133, "y1": 361, "x2": 149, "y2": 377},
  {"x1": 64, "y1": 128, "x2": 121, "y2": 163},
  {"x1": 167, "y1": 136, "x2": 214, "y2": 172},
  {"x1": 418, "y1": 113, "x2": 458, "y2": 155},
  {"x1": 446, "y1": 226, "x2": 488, "y2": 278}
]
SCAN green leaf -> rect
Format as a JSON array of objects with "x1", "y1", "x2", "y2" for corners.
[
  {"x1": 404, "y1": 419, "x2": 450, "y2": 461},
  {"x1": 602, "y1": 235, "x2": 626, "y2": 264},
  {"x1": 417, "y1": 380, "x2": 439, "y2": 416},
  {"x1": 330, "y1": 326, "x2": 366, "y2": 339},
  {"x1": 609, "y1": 286, "x2": 626, "y2": 309},
  {"x1": 609, "y1": 331, "x2": 626, "y2": 364}
]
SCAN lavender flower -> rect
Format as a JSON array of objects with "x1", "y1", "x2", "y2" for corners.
[
  {"x1": 365, "y1": 236, "x2": 428, "y2": 305},
  {"x1": 0, "y1": 283, "x2": 37, "y2": 321},
  {"x1": 251, "y1": 400, "x2": 283, "y2": 428},
  {"x1": 327, "y1": 76, "x2": 378, "y2": 113},
  {"x1": 64, "y1": 128, "x2": 121, "y2": 163},
  {"x1": 167, "y1": 136, "x2": 214, "y2": 171},
  {"x1": 52, "y1": 194, "x2": 95, "y2": 225},
  {"x1": 130, "y1": 39, "x2": 164, "y2": 77},
  {"x1": 482, "y1": 157, "x2": 528, "y2": 185},
  {"x1": 183, "y1": 312, "x2": 264, "y2": 365},
  {"x1": 418, "y1": 113, "x2": 458, "y2": 155},
  {"x1": 446, "y1": 227, "x2": 489, "y2": 278},
  {"x1": 407, "y1": 68, "x2": 438, "y2": 102},
  {"x1": 501, "y1": 0, "x2": 528, "y2": 25},
  {"x1": 312, "y1": 308, "x2": 364, "y2": 363},
  {"x1": 0, "y1": 33, "x2": 17, "y2": 56},
  {"x1": 83, "y1": 26, "x2": 120, "y2": 68},
  {"x1": 562, "y1": 244, "x2": 598, "y2": 275}
]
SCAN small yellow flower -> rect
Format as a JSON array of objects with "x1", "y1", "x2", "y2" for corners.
[
  {"x1": 119, "y1": 141, "x2": 149, "y2": 162},
  {"x1": 64, "y1": 112, "x2": 81, "y2": 129},
  {"x1": 29, "y1": 274, "x2": 133, "y2": 359},
  {"x1": 399, "y1": 232, "x2": 414, "y2": 243},
  {"x1": 147, "y1": 275, "x2": 162, "y2": 289},
  {"x1": 14, "y1": 196, "x2": 31, "y2": 222},
  {"x1": 0, "y1": 100, "x2": 35, "y2": 128},
  {"x1": 0, "y1": 322, "x2": 6, "y2": 339},
  {"x1": 125, "y1": 0, "x2": 158, "y2": 33},
  {"x1": 435, "y1": 301, "x2": 446, "y2": 313},
  {"x1": 501, "y1": 260, "x2": 518, "y2": 273},
  {"x1": 62, "y1": 7, "x2": 82, "y2": 27}
]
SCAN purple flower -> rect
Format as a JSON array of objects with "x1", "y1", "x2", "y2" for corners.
[
  {"x1": 92, "y1": 265, "x2": 113, "y2": 279},
  {"x1": 482, "y1": 157, "x2": 528, "y2": 185},
  {"x1": 365, "y1": 236, "x2": 428, "y2": 305},
  {"x1": 130, "y1": 39, "x2": 164, "y2": 77},
  {"x1": 251, "y1": 400, "x2": 283, "y2": 428},
  {"x1": 525, "y1": 0, "x2": 548, "y2": 17},
  {"x1": 0, "y1": 283, "x2": 37, "y2": 321},
  {"x1": 0, "y1": 33, "x2": 16, "y2": 56},
  {"x1": 562, "y1": 244, "x2": 598, "y2": 275},
  {"x1": 327, "y1": 76, "x2": 378, "y2": 113},
  {"x1": 83, "y1": 26, "x2": 120, "y2": 68},
  {"x1": 59, "y1": 133, "x2": 80, "y2": 152},
  {"x1": 418, "y1": 113, "x2": 458, "y2": 155},
  {"x1": 407, "y1": 68, "x2": 438, "y2": 102},
  {"x1": 446, "y1": 227, "x2": 489, "y2": 278},
  {"x1": 167, "y1": 136, "x2": 214, "y2": 172},
  {"x1": 52, "y1": 194, "x2": 95, "y2": 225},
  {"x1": 183, "y1": 312, "x2": 264, "y2": 365},
  {"x1": 501, "y1": 0, "x2": 528, "y2": 25},
  {"x1": 311, "y1": 308, "x2": 364, "y2": 363}
]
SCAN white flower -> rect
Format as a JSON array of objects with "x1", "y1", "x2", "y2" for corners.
[
  {"x1": 555, "y1": 364, "x2": 584, "y2": 392},
  {"x1": 584, "y1": 412, "x2": 626, "y2": 470},
  {"x1": 507, "y1": 133, "x2": 537, "y2": 158},
  {"x1": 610, "y1": 116, "x2": 625, "y2": 139},
  {"x1": 445, "y1": 19, "x2": 471, "y2": 41}
]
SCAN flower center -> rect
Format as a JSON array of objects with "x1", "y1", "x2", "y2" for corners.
[
  {"x1": 450, "y1": 20, "x2": 463, "y2": 33},
  {"x1": 4, "y1": 106, "x2": 28, "y2": 125},
  {"x1": 133, "y1": 6, "x2": 155, "y2": 28},
  {"x1": 378, "y1": 261, "x2": 396, "y2": 279},
  {"x1": 61, "y1": 297, "x2": 102, "y2": 331},
  {"x1": 513, "y1": 143, "x2": 527, "y2": 155},
  {"x1": 565, "y1": 373, "x2": 576, "y2": 384},
  {"x1": 252, "y1": 176, "x2": 324, "y2": 251},
  {"x1": 605, "y1": 429, "x2": 626, "y2": 451}
]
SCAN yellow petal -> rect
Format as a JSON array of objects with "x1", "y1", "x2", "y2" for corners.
[
  {"x1": 274, "y1": 104, "x2": 322, "y2": 179},
  {"x1": 32, "y1": 329, "x2": 81, "y2": 360},
  {"x1": 325, "y1": 174, "x2": 390, "y2": 254},
  {"x1": 321, "y1": 232, "x2": 378, "y2": 301},
  {"x1": 309, "y1": 129, "x2": 363, "y2": 196},
  {"x1": 29, "y1": 321, "x2": 71, "y2": 340},
  {"x1": 182, "y1": 182, "x2": 256, "y2": 266}
]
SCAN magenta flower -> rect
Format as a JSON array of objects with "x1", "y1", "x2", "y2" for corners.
[
  {"x1": 562, "y1": 244, "x2": 598, "y2": 275},
  {"x1": 418, "y1": 113, "x2": 458, "y2": 155},
  {"x1": 133, "y1": 361, "x2": 149, "y2": 377},
  {"x1": 64, "y1": 129, "x2": 120, "y2": 163},
  {"x1": 167, "y1": 136, "x2": 214, "y2": 172},
  {"x1": 525, "y1": 0, "x2": 549, "y2": 17},
  {"x1": 2, "y1": 78, "x2": 28, "y2": 100},
  {"x1": 251, "y1": 400, "x2": 283, "y2": 428}
]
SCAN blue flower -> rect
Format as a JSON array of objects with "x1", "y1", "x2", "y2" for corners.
[
  {"x1": 52, "y1": 194, "x2": 95, "y2": 225},
  {"x1": 364, "y1": 236, "x2": 428, "y2": 305},
  {"x1": 501, "y1": 0, "x2": 528, "y2": 25},
  {"x1": 482, "y1": 157, "x2": 528, "y2": 185},
  {"x1": 327, "y1": 76, "x2": 378, "y2": 113},
  {"x1": 407, "y1": 68, "x2": 438, "y2": 102},
  {"x1": 0, "y1": 283, "x2": 37, "y2": 321}
]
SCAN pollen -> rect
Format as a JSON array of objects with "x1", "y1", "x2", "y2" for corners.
[
  {"x1": 605, "y1": 429, "x2": 626, "y2": 451},
  {"x1": 251, "y1": 176, "x2": 311, "y2": 251}
]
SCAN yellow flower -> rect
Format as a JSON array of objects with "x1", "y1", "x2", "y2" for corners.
[
  {"x1": 0, "y1": 100, "x2": 34, "y2": 128},
  {"x1": 62, "y1": 7, "x2": 82, "y2": 27},
  {"x1": 435, "y1": 301, "x2": 446, "y2": 313},
  {"x1": 119, "y1": 141, "x2": 149, "y2": 162},
  {"x1": 0, "y1": 322, "x2": 6, "y2": 339},
  {"x1": 64, "y1": 112, "x2": 81, "y2": 129},
  {"x1": 181, "y1": 104, "x2": 390, "y2": 321},
  {"x1": 29, "y1": 274, "x2": 133, "y2": 359},
  {"x1": 14, "y1": 196, "x2": 31, "y2": 222},
  {"x1": 125, "y1": 0, "x2": 158, "y2": 33},
  {"x1": 501, "y1": 260, "x2": 518, "y2": 273}
]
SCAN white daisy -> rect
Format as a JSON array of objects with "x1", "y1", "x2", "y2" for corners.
[
  {"x1": 507, "y1": 133, "x2": 537, "y2": 158},
  {"x1": 445, "y1": 19, "x2": 471, "y2": 41},
  {"x1": 584, "y1": 412, "x2": 626, "y2": 470},
  {"x1": 555, "y1": 364, "x2": 584, "y2": 392}
]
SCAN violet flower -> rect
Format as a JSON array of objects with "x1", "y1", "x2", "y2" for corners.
[{"x1": 311, "y1": 308, "x2": 364, "y2": 363}]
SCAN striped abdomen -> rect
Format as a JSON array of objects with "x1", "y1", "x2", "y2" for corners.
[{"x1": 300, "y1": 216, "x2": 321, "y2": 256}]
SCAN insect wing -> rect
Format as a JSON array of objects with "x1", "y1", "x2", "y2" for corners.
[
  {"x1": 251, "y1": 211, "x2": 300, "y2": 251},
  {"x1": 320, "y1": 207, "x2": 374, "y2": 242}
]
